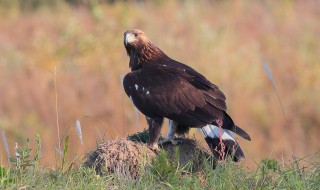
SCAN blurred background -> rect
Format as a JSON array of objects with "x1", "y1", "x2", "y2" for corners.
[{"x1": 0, "y1": 0, "x2": 319, "y2": 168}]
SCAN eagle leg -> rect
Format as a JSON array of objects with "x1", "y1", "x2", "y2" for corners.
[
  {"x1": 147, "y1": 117, "x2": 164, "y2": 151},
  {"x1": 159, "y1": 120, "x2": 182, "y2": 145}
]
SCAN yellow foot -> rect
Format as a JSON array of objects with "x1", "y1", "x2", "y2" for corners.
[{"x1": 148, "y1": 144, "x2": 159, "y2": 151}]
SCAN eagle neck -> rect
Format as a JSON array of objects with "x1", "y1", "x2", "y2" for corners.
[{"x1": 129, "y1": 42, "x2": 169, "y2": 71}]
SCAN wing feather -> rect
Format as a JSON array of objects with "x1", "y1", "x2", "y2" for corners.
[
  {"x1": 205, "y1": 94, "x2": 227, "y2": 111},
  {"x1": 123, "y1": 63, "x2": 227, "y2": 126}
]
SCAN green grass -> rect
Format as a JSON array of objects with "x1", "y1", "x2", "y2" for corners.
[{"x1": 1, "y1": 148, "x2": 319, "y2": 189}]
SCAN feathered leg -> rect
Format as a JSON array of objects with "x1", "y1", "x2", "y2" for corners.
[
  {"x1": 146, "y1": 117, "x2": 164, "y2": 150},
  {"x1": 159, "y1": 120, "x2": 182, "y2": 145}
]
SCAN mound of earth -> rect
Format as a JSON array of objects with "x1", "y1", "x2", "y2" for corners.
[
  {"x1": 84, "y1": 132, "x2": 214, "y2": 177},
  {"x1": 84, "y1": 139, "x2": 155, "y2": 177}
]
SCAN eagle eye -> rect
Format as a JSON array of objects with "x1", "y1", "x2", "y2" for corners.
[{"x1": 134, "y1": 33, "x2": 139, "y2": 37}]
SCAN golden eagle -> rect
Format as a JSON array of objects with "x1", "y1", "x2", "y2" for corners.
[{"x1": 123, "y1": 29, "x2": 251, "y2": 161}]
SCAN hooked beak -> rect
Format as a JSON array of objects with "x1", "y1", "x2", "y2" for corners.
[{"x1": 124, "y1": 32, "x2": 135, "y2": 46}]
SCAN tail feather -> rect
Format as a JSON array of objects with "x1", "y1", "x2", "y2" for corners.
[
  {"x1": 200, "y1": 124, "x2": 245, "y2": 162},
  {"x1": 231, "y1": 125, "x2": 251, "y2": 141},
  {"x1": 217, "y1": 112, "x2": 251, "y2": 141}
]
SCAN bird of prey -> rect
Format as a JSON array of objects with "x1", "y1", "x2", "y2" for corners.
[{"x1": 123, "y1": 29, "x2": 251, "y2": 161}]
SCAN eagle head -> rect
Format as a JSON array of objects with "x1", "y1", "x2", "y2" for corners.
[
  {"x1": 124, "y1": 29, "x2": 150, "y2": 53},
  {"x1": 124, "y1": 29, "x2": 168, "y2": 70}
]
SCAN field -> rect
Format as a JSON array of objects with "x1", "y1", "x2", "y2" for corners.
[
  {"x1": 1, "y1": 150, "x2": 319, "y2": 189},
  {"x1": 0, "y1": 0, "x2": 320, "y2": 189}
]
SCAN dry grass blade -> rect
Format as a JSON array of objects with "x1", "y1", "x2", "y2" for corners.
[{"x1": 262, "y1": 60, "x2": 287, "y2": 120}]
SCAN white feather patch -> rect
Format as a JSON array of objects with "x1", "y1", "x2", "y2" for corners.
[
  {"x1": 199, "y1": 124, "x2": 235, "y2": 141},
  {"x1": 167, "y1": 120, "x2": 176, "y2": 138}
]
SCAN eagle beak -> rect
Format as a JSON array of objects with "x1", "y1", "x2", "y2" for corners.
[{"x1": 125, "y1": 32, "x2": 135, "y2": 46}]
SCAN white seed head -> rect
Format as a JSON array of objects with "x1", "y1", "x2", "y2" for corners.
[{"x1": 76, "y1": 120, "x2": 83, "y2": 145}]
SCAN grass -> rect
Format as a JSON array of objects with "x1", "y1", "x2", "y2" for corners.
[
  {"x1": 1, "y1": 136, "x2": 320, "y2": 189},
  {"x1": 1, "y1": 143, "x2": 319, "y2": 189}
]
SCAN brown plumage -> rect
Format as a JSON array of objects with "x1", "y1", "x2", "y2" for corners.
[{"x1": 123, "y1": 29, "x2": 250, "y2": 161}]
